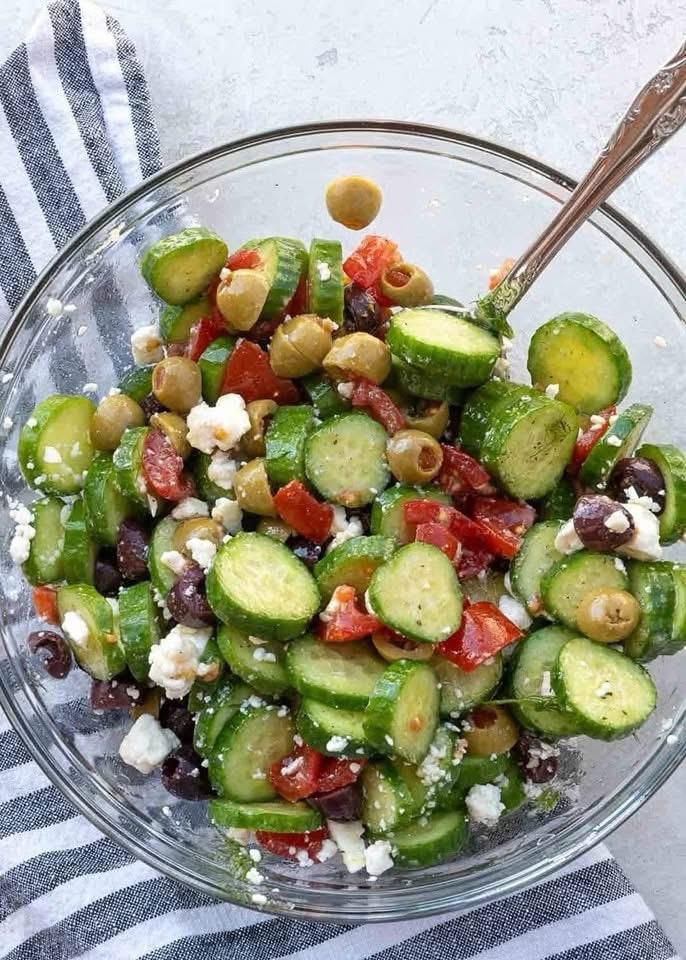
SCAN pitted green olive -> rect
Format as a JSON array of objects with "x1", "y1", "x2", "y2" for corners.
[
  {"x1": 405, "y1": 400, "x2": 450, "y2": 439},
  {"x1": 233, "y1": 458, "x2": 277, "y2": 517},
  {"x1": 152, "y1": 356, "x2": 202, "y2": 414},
  {"x1": 325, "y1": 175, "x2": 382, "y2": 230},
  {"x1": 386, "y1": 429, "x2": 444, "y2": 484},
  {"x1": 269, "y1": 314, "x2": 335, "y2": 378},
  {"x1": 149, "y1": 411, "x2": 191, "y2": 459},
  {"x1": 216, "y1": 269, "x2": 270, "y2": 331},
  {"x1": 577, "y1": 589, "x2": 641, "y2": 643},
  {"x1": 241, "y1": 399, "x2": 277, "y2": 459},
  {"x1": 380, "y1": 262, "x2": 434, "y2": 307},
  {"x1": 91, "y1": 394, "x2": 145, "y2": 451},
  {"x1": 322, "y1": 332, "x2": 391, "y2": 384}
]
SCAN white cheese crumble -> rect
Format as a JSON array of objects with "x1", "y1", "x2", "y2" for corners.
[
  {"x1": 417, "y1": 737, "x2": 449, "y2": 786},
  {"x1": 544, "y1": 383, "x2": 560, "y2": 399},
  {"x1": 337, "y1": 381, "x2": 354, "y2": 400},
  {"x1": 625, "y1": 486, "x2": 661, "y2": 513},
  {"x1": 280, "y1": 755, "x2": 304, "y2": 777},
  {"x1": 148, "y1": 624, "x2": 213, "y2": 699},
  {"x1": 207, "y1": 451, "x2": 239, "y2": 490},
  {"x1": 326, "y1": 506, "x2": 364, "y2": 553},
  {"x1": 617, "y1": 502, "x2": 662, "y2": 561},
  {"x1": 171, "y1": 497, "x2": 209, "y2": 520},
  {"x1": 497, "y1": 594, "x2": 532, "y2": 630},
  {"x1": 9, "y1": 502, "x2": 35, "y2": 565},
  {"x1": 316, "y1": 838, "x2": 339, "y2": 863},
  {"x1": 364, "y1": 840, "x2": 394, "y2": 876},
  {"x1": 160, "y1": 550, "x2": 188, "y2": 576},
  {"x1": 554, "y1": 519, "x2": 584, "y2": 555},
  {"x1": 82, "y1": 383, "x2": 98, "y2": 394},
  {"x1": 186, "y1": 536, "x2": 217, "y2": 572},
  {"x1": 327, "y1": 820, "x2": 366, "y2": 873},
  {"x1": 326, "y1": 735, "x2": 349, "y2": 753},
  {"x1": 654, "y1": 335, "x2": 667, "y2": 348},
  {"x1": 130, "y1": 324, "x2": 164, "y2": 365},
  {"x1": 319, "y1": 589, "x2": 346, "y2": 623},
  {"x1": 2, "y1": 416, "x2": 13, "y2": 430},
  {"x1": 604, "y1": 509, "x2": 630, "y2": 533},
  {"x1": 61, "y1": 610, "x2": 90, "y2": 648},
  {"x1": 253, "y1": 646, "x2": 277, "y2": 663},
  {"x1": 614, "y1": 557, "x2": 627, "y2": 573},
  {"x1": 186, "y1": 394, "x2": 250, "y2": 454},
  {"x1": 605, "y1": 435, "x2": 622, "y2": 448},
  {"x1": 118, "y1": 714, "x2": 180, "y2": 775},
  {"x1": 465, "y1": 783, "x2": 505, "y2": 827},
  {"x1": 248, "y1": 848, "x2": 262, "y2": 862},
  {"x1": 316, "y1": 260, "x2": 332, "y2": 282},
  {"x1": 540, "y1": 670, "x2": 553, "y2": 698},
  {"x1": 251, "y1": 893, "x2": 267, "y2": 906},
  {"x1": 212, "y1": 497, "x2": 243, "y2": 534},
  {"x1": 245, "y1": 867, "x2": 264, "y2": 885},
  {"x1": 46, "y1": 297, "x2": 64, "y2": 317}
]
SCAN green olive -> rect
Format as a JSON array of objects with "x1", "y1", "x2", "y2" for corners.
[
  {"x1": 256, "y1": 517, "x2": 293, "y2": 542},
  {"x1": 233, "y1": 458, "x2": 277, "y2": 517},
  {"x1": 241, "y1": 399, "x2": 277, "y2": 459},
  {"x1": 173, "y1": 517, "x2": 224, "y2": 555},
  {"x1": 322, "y1": 332, "x2": 391, "y2": 384},
  {"x1": 325, "y1": 175, "x2": 382, "y2": 230},
  {"x1": 90, "y1": 394, "x2": 145, "y2": 451},
  {"x1": 405, "y1": 400, "x2": 450, "y2": 439},
  {"x1": 577, "y1": 589, "x2": 641, "y2": 643},
  {"x1": 149, "y1": 411, "x2": 191, "y2": 459},
  {"x1": 379, "y1": 263, "x2": 434, "y2": 307},
  {"x1": 371, "y1": 632, "x2": 433, "y2": 662},
  {"x1": 386, "y1": 429, "x2": 444, "y2": 483},
  {"x1": 152, "y1": 356, "x2": 202, "y2": 414},
  {"x1": 269, "y1": 314, "x2": 335, "y2": 378},
  {"x1": 216, "y1": 269, "x2": 269, "y2": 332},
  {"x1": 464, "y1": 706, "x2": 520, "y2": 757}
]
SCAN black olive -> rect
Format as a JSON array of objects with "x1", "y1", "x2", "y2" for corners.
[
  {"x1": 166, "y1": 563, "x2": 215, "y2": 627},
  {"x1": 343, "y1": 284, "x2": 381, "y2": 334},
  {"x1": 90, "y1": 677, "x2": 143, "y2": 710},
  {"x1": 513, "y1": 734, "x2": 559, "y2": 784},
  {"x1": 94, "y1": 550, "x2": 123, "y2": 596},
  {"x1": 27, "y1": 630, "x2": 72, "y2": 679},
  {"x1": 161, "y1": 745, "x2": 212, "y2": 800},
  {"x1": 159, "y1": 698, "x2": 195, "y2": 744},
  {"x1": 290, "y1": 536, "x2": 322, "y2": 568},
  {"x1": 572, "y1": 495, "x2": 634, "y2": 551},
  {"x1": 608, "y1": 457, "x2": 666, "y2": 512},
  {"x1": 308, "y1": 782, "x2": 362, "y2": 821},
  {"x1": 116, "y1": 519, "x2": 149, "y2": 581}
]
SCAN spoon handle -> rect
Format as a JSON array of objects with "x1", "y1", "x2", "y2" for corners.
[{"x1": 490, "y1": 40, "x2": 686, "y2": 317}]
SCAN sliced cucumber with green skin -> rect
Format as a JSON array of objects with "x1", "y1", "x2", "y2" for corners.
[
  {"x1": 510, "y1": 521, "x2": 563, "y2": 615},
  {"x1": 541, "y1": 551, "x2": 628, "y2": 631},
  {"x1": 207, "y1": 533, "x2": 320, "y2": 641},
  {"x1": 118, "y1": 365, "x2": 153, "y2": 403},
  {"x1": 553, "y1": 636, "x2": 656, "y2": 740},
  {"x1": 364, "y1": 660, "x2": 439, "y2": 763},
  {"x1": 193, "y1": 677, "x2": 254, "y2": 756},
  {"x1": 393, "y1": 726, "x2": 462, "y2": 816},
  {"x1": 84, "y1": 455, "x2": 138, "y2": 546},
  {"x1": 460, "y1": 382, "x2": 578, "y2": 501},
  {"x1": 18, "y1": 395, "x2": 95, "y2": 495},
  {"x1": 56, "y1": 583, "x2": 125, "y2": 680},
  {"x1": 265, "y1": 405, "x2": 315, "y2": 488},
  {"x1": 112, "y1": 427, "x2": 149, "y2": 507},
  {"x1": 192, "y1": 452, "x2": 232, "y2": 503},
  {"x1": 23, "y1": 497, "x2": 66, "y2": 585},
  {"x1": 391, "y1": 357, "x2": 464, "y2": 405},
  {"x1": 452, "y1": 753, "x2": 509, "y2": 796},
  {"x1": 118, "y1": 581, "x2": 161, "y2": 682},
  {"x1": 187, "y1": 635, "x2": 227, "y2": 711},
  {"x1": 313, "y1": 535, "x2": 395, "y2": 601},
  {"x1": 159, "y1": 296, "x2": 211, "y2": 343},
  {"x1": 527, "y1": 312, "x2": 632, "y2": 414},
  {"x1": 498, "y1": 758, "x2": 526, "y2": 812},
  {"x1": 380, "y1": 810, "x2": 468, "y2": 869},
  {"x1": 367, "y1": 542, "x2": 462, "y2": 644},
  {"x1": 302, "y1": 373, "x2": 350, "y2": 420},
  {"x1": 198, "y1": 335, "x2": 235, "y2": 405},
  {"x1": 537, "y1": 476, "x2": 576, "y2": 522},
  {"x1": 63, "y1": 499, "x2": 97, "y2": 585},
  {"x1": 286, "y1": 634, "x2": 386, "y2": 709},
  {"x1": 209, "y1": 798, "x2": 321, "y2": 833},
  {"x1": 668, "y1": 564, "x2": 686, "y2": 656},
  {"x1": 141, "y1": 227, "x2": 228, "y2": 305},
  {"x1": 360, "y1": 760, "x2": 414, "y2": 833},
  {"x1": 207, "y1": 705, "x2": 294, "y2": 802},
  {"x1": 307, "y1": 238, "x2": 343, "y2": 324},
  {"x1": 148, "y1": 517, "x2": 179, "y2": 596},
  {"x1": 296, "y1": 699, "x2": 371, "y2": 757},
  {"x1": 244, "y1": 237, "x2": 308, "y2": 320},
  {"x1": 636, "y1": 443, "x2": 686, "y2": 544},
  {"x1": 370, "y1": 484, "x2": 451, "y2": 545},
  {"x1": 432, "y1": 654, "x2": 503, "y2": 718},
  {"x1": 624, "y1": 560, "x2": 675, "y2": 661},
  {"x1": 509, "y1": 626, "x2": 581, "y2": 737},
  {"x1": 388, "y1": 309, "x2": 500, "y2": 388},
  {"x1": 216, "y1": 623, "x2": 289, "y2": 696},
  {"x1": 305, "y1": 413, "x2": 390, "y2": 509},
  {"x1": 579, "y1": 404, "x2": 653, "y2": 490}
]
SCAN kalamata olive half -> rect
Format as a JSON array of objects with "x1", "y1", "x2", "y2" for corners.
[
  {"x1": 166, "y1": 563, "x2": 215, "y2": 627},
  {"x1": 27, "y1": 630, "x2": 72, "y2": 679},
  {"x1": 289, "y1": 536, "x2": 322, "y2": 568},
  {"x1": 90, "y1": 678, "x2": 143, "y2": 710},
  {"x1": 307, "y1": 782, "x2": 362, "y2": 821},
  {"x1": 343, "y1": 283, "x2": 381, "y2": 334},
  {"x1": 161, "y1": 745, "x2": 212, "y2": 799},
  {"x1": 608, "y1": 457, "x2": 666, "y2": 512},
  {"x1": 116, "y1": 518, "x2": 149, "y2": 581},
  {"x1": 572, "y1": 495, "x2": 634, "y2": 551},
  {"x1": 159, "y1": 698, "x2": 195, "y2": 744},
  {"x1": 94, "y1": 551, "x2": 123, "y2": 596},
  {"x1": 513, "y1": 734, "x2": 559, "y2": 784}
]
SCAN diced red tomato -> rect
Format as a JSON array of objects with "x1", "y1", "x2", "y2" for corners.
[
  {"x1": 456, "y1": 545, "x2": 494, "y2": 581},
  {"x1": 142, "y1": 428, "x2": 195, "y2": 501},
  {"x1": 221, "y1": 339, "x2": 300, "y2": 405},
  {"x1": 316, "y1": 756, "x2": 366, "y2": 794},
  {"x1": 226, "y1": 248, "x2": 262, "y2": 271},
  {"x1": 350, "y1": 379, "x2": 406, "y2": 435},
  {"x1": 273, "y1": 480, "x2": 333, "y2": 544},
  {"x1": 437, "y1": 446, "x2": 494, "y2": 498},
  {"x1": 488, "y1": 257, "x2": 515, "y2": 290},
  {"x1": 367, "y1": 281, "x2": 395, "y2": 310},
  {"x1": 436, "y1": 601, "x2": 523, "y2": 671},
  {"x1": 256, "y1": 826, "x2": 329, "y2": 861},
  {"x1": 403, "y1": 499, "x2": 520, "y2": 559},
  {"x1": 470, "y1": 496, "x2": 536, "y2": 536},
  {"x1": 32, "y1": 585, "x2": 59, "y2": 624},
  {"x1": 187, "y1": 310, "x2": 227, "y2": 362},
  {"x1": 343, "y1": 235, "x2": 399, "y2": 289},
  {"x1": 317, "y1": 585, "x2": 383, "y2": 643},
  {"x1": 415, "y1": 522, "x2": 460, "y2": 561},
  {"x1": 268, "y1": 744, "x2": 323, "y2": 801},
  {"x1": 568, "y1": 405, "x2": 616, "y2": 475}
]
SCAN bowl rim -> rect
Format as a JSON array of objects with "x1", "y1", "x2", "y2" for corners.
[{"x1": 1, "y1": 119, "x2": 685, "y2": 922}]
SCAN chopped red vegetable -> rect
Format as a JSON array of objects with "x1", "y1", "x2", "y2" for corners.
[
  {"x1": 273, "y1": 480, "x2": 333, "y2": 544},
  {"x1": 256, "y1": 826, "x2": 329, "y2": 861},
  {"x1": 403, "y1": 499, "x2": 521, "y2": 559},
  {"x1": 568, "y1": 405, "x2": 616, "y2": 475},
  {"x1": 350, "y1": 378, "x2": 406, "y2": 435},
  {"x1": 343, "y1": 235, "x2": 399, "y2": 289},
  {"x1": 287, "y1": 274, "x2": 308, "y2": 317},
  {"x1": 32, "y1": 585, "x2": 59, "y2": 624},
  {"x1": 367, "y1": 280, "x2": 395, "y2": 310},
  {"x1": 221, "y1": 339, "x2": 300, "y2": 405},
  {"x1": 436, "y1": 601, "x2": 523, "y2": 671},
  {"x1": 316, "y1": 756, "x2": 366, "y2": 794},
  {"x1": 415, "y1": 521, "x2": 460, "y2": 561},
  {"x1": 456, "y1": 545, "x2": 494, "y2": 581},
  {"x1": 187, "y1": 310, "x2": 227, "y2": 362},
  {"x1": 268, "y1": 744, "x2": 323, "y2": 801},
  {"x1": 438, "y1": 446, "x2": 494, "y2": 498},
  {"x1": 317, "y1": 584, "x2": 383, "y2": 643},
  {"x1": 226, "y1": 248, "x2": 262, "y2": 271},
  {"x1": 142, "y1": 427, "x2": 194, "y2": 501},
  {"x1": 470, "y1": 496, "x2": 536, "y2": 536}
]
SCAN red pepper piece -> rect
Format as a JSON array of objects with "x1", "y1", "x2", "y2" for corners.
[
  {"x1": 273, "y1": 480, "x2": 333, "y2": 544},
  {"x1": 221, "y1": 339, "x2": 300, "y2": 405},
  {"x1": 32, "y1": 585, "x2": 59, "y2": 624},
  {"x1": 415, "y1": 522, "x2": 460, "y2": 561},
  {"x1": 142, "y1": 428, "x2": 195, "y2": 501},
  {"x1": 343, "y1": 235, "x2": 399, "y2": 289},
  {"x1": 316, "y1": 756, "x2": 366, "y2": 794},
  {"x1": 268, "y1": 744, "x2": 323, "y2": 801},
  {"x1": 350, "y1": 378, "x2": 406, "y2": 435},
  {"x1": 568, "y1": 405, "x2": 616, "y2": 475},
  {"x1": 226, "y1": 248, "x2": 262, "y2": 271},
  {"x1": 256, "y1": 825, "x2": 329, "y2": 861},
  {"x1": 187, "y1": 310, "x2": 227, "y2": 362},
  {"x1": 436, "y1": 601, "x2": 523, "y2": 671},
  {"x1": 317, "y1": 585, "x2": 383, "y2": 643},
  {"x1": 402, "y1": 499, "x2": 520, "y2": 559},
  {"x1": 437, "y1": 446, "x2": 495, "y2": 498},
  {"x1": 470, "y1": 496, "x2": 536, "y2": 536}
]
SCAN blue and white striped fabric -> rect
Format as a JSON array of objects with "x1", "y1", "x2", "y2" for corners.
[{"x1": 0, "y1": 2, "x2": 680, "y2": 958}]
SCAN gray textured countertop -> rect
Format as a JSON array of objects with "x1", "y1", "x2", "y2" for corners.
[{"x1": 2, "y1": 0, "x2": 686, "y2": 951}]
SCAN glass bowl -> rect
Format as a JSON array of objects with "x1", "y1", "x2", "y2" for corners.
[{"x1": 0, "y1": 122, "x2": 684, "y2": 923}]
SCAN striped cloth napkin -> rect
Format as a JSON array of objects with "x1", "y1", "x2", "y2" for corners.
[{"x1": 0, "y1": 2, "x2": 680, "y2": 958}]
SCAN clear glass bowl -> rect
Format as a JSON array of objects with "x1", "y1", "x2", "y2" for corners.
[{"x1": 0, "y1": 122, "x2": 684, "y2": 922}]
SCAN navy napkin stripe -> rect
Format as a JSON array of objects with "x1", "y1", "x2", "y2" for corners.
[{"x1": 0, "y1": 184, "x2": 36, "y2": 311}]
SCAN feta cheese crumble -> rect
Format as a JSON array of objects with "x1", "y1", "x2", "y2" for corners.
[
  {"x1": 160, "y1": 550, "x2": 188, "y2": 576},
  {"x1": 171, "y1": 497, "x2": 209, "y2": 520},
  {"x1": 186, "y1": 536, "x2": 217, "y2": 572},
  {"x1": 617, "y1": 502, "x2": 662, "y2": 561},
  {"x1": 364, "y1": 840, "x2": 394, "y2": 876},
  {"x1": 253, "y1": 646, "x2": 277, "y2": 663},
  {"x1": 326, "y1": 735, "x2": 349, "y2": 753},
  {"x1": 61, "y1": 610, "x2": 90, "y2": 648},
  {"x1": 130, "y1": 324, "x2": 164, "y2": 365},
  {"x1": 544, "y1": 383, "x2": 560, "y2": 399},
  {"x1": 497, "y1": 594, "x2": 532, "y2": 630},
  {"x1": 316, "y1": 260, "x2": 331, "y2": 282},
  {"x1": 337, "y1": 381, "x2": 354, "y2": 400},
  {"x1": 148, "y1": 624, "x2": 213, "y2": 699},
  {"x1": 327, "y1": 820, "x2": 366, "y2": 873},
  {"x1": 326, "y1": 506, "x2": 364, "y2": 552},
  {"x1": 9, "y1": 502, "x2": 35, "y2": 565},
  {"x1": 604, "y1": 509, "x2": 630, "y2": 534},
  {"x1": 654, "y1": 335, "x2": 667, "y2": 349},
  {"x1": 245, "y1": 867, "x2": 264, "y2": 885},
  {"x1": 118, "y1": 714, "x2": 179, "y2": 774},
  {"x1": 605, "y1": 435, "x2": 622, "y2": 448},
  {"x1": 212, "y1": 497, "x2": 243, "y2": 534},
  {"x1": 465, "y1": 783, "x2": 505, "y2": 827},
  {"x1": 207, "y1": 451, "x2": 239, "y2": 490},
  {"x1": 554, "y1": 518, "x2": 584, "y2": 555},
  {"x1": 186, "y1": 394, "x2": 250, "y2": 454}
]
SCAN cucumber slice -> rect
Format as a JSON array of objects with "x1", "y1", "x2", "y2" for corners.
[
  {"x1": 541, "y1": 551, "x2": 628, "y2": 631},
  {"x1": 112, "y1": 427, "x2": 149, "y2": 507},
  {"x1": 453, "y1": 753, "x2": 509, "y2": 795},
  {"x1": 668, "y1": 564, "x2": 686, "y2": 656},
  {"x1": 367, "y1": 542, "x2": 462, "y2": 644},
  {"x1": 370, "y1": 484, "x2": 450, "y2": 545},
  {"x1": 207, "y1": 705, "x2": 294, "y2": 802},
  {"x1": 381, "y1": 810, "x2": 468, "y2": 869},
  {"x1": 192, "y1": 452, "x2": 232, "y2": 503},
  {"x1": 159, "y1": 296, "x2": 211, "y2": 343},
  {"x1": 579, "y1": 404, "x2": 652, "y2": 490},
  {"x1": 296, "y1": 699, "x2": 371, "y2": 757},
  {"x1": 193, "y1": 677, "x2": 255, "y2": 756},
  {"x1": 498, "y1": 758, "x2": 527, "y2": 812},
  {"x1": 460, "y1": 382, "x2": 577, "y2": 501},
  {"x1": 461, "y1": 571, "x2": 507, "y2": 606},
  {"x1": 198, "y1": 335, "x2": 235, "y2": 405},
  {"x1": 302, "y1": 373, "x2": 350, "y2": 420},
  {"x1": 313, "y1": 535, "x2": 395, "y2": 601},
  {"x1": 393, "y1": 727, "x2": 462, "y2": 816},
  {"x1": 388, "y1": 309, "x2": 499, "y2": 388},
  {"x1": 148, "y1": 517, "x2": 179, "y2": 596},
  {"x1": 18, "y1": 395, "x2": 95, "y2": 495},
  {"x1": 305, "y1": 413, "x2": 390, "y2": 508},
  {"x1": 187, "y1": 635, "x2": 227, "y2": 711},
  {"x1": 207, "y1": 533, "x2": 320, "y2": 641},
  {"x1": 432, "y1": 654, "x2": 503, "y2": 718},
  {"x1": 286, "y1": 634, "x2": 386, "y2": 709},
  {"x1": 119, "y1": 581, "x2": 161, "y2": 682},
  {"x1": 510, "y1": 521, "x2": 563, "y2": 615},
  {"x1": 527, "y1": 312, "x2": 632, "y2": 414},
  {"x1": 216, "y1": 623, "x2": 289, "y2": 696},
  {"x1": 63, "y1": 499, "x2": 97, "y2": 585},
  {"x1": 84, "y1": 455, "x2": 138, "y2": 546},
  {"x1": 636, "y1": 443, "x2": 686, "y2": 544},
  {"x1": 553, "y1": 636, "x2": 656, "y2": 740},
  {"x1": 360, "y1": 760, "x2": 414, "y2": 833},
  {"x1": 56, "y1": 583, "x2": 125, "y2": 680},
  {"x1": 118, "y1": 365, "x2": 154, "y2": 403},
  {"x1": 244, "y1": 237, "x2": 308, "y2": 320},
  {"x1": 141, "y1": 227, "x2": 228, "y2": 305},
  {"x1": 23, "y1": 497, "x2": 66, "y2": 585},
  {"x1": 209, "y1": 798, "x2": 321, "y2": 833},
  {"x1": 265, "y1": 405, "x2": 315, "y2": 488},
  {"x1": 364, "y1": 660, "x2": 439, "y2": 763},
  {"x1": 624, "y1": 560, "x2": 675, "y2": 661},
  {"x1": 537, "y1": 475, "x2": 576, "y2": 522},
  {"x1": 308, "y1": 238, "x2": 344, "y2": 324},
  {"x1": 509, "y1": 626, "x2": 581, "y2": 737},
  {"x1": 391, "y1": 357, "x2": 464, "y2": 405}
]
